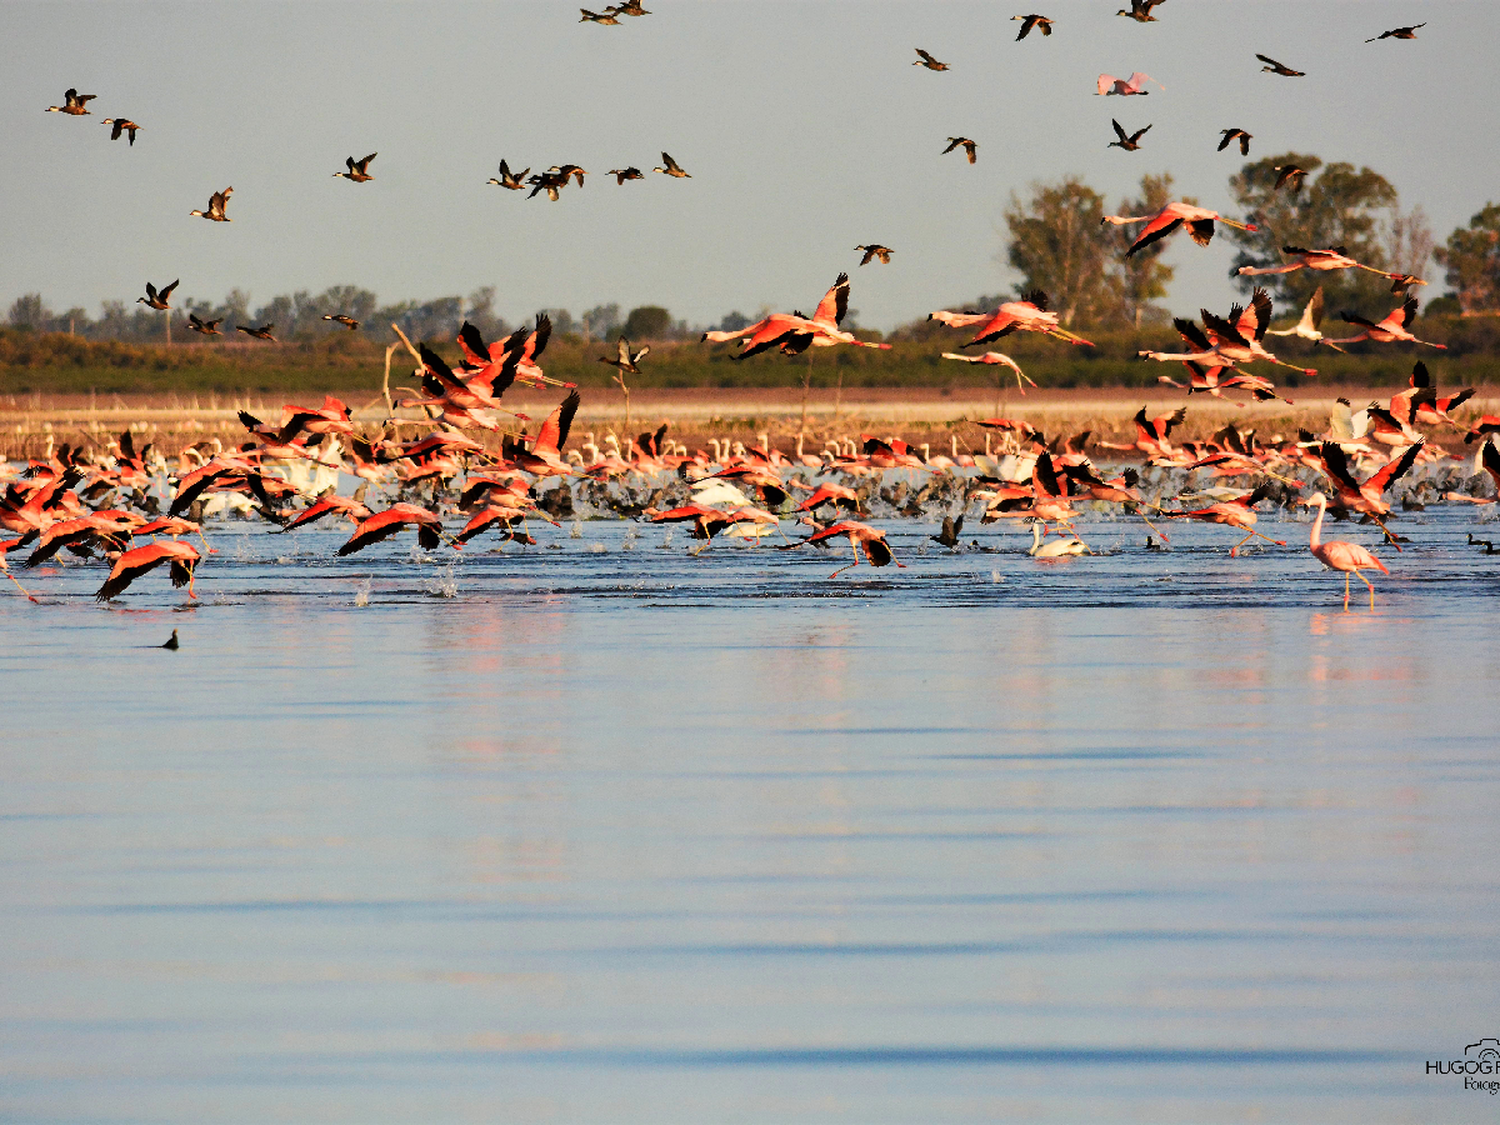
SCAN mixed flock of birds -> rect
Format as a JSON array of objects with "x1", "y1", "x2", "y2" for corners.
[{"x1": 14, "y1": 6, "x2": 1498, "y2": 611}]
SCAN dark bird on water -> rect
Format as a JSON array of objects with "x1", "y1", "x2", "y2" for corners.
[
  {"x1": 1256, "y1": 53, "x2": 1305, "y2": 76},
  {"x1": 137, "y1": 279, "x2": 178, "y2": 310},
  {"x1": 1218, "y1": 128, "x2": 1252, "y2": 155},
  {"x1": 943, "y1": 136, "x2": 978, "y2": 163},
  {"x1": 102, "y1": 117, "x2": 141, "y2": 145},
  {"x1": 1108, "y1": 119, "x2": 1151, "y2": 151},
  {"x1": 333, "y1": 153, "x2": 376, "y2": 182},
  {"x1": 161, "y1": 629, "x2": 179, "y2": 650}
]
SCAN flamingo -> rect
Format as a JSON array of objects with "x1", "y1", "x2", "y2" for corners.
[
  {"x1": 333, "y1": 153, "x2": 376, "y2": 182},
  {"x1": 95, "y1": 541, "x2": 201, "y2": 601},
  {"x1": 190, "y1": 187, "x2": 232, "y2": 221},
  {"x1": 1238, "y1": 245, "x2": 1401, "y2": 282},
  {"x1": 1164, "y1": 485, "x2": 1284, "y2": 555},
  {"x1": 701, "y1": 274, "x2": 891, "y2": 358},
  {"x1": 1316, "y1": 439, "x2": 1422, "y2": 547},
  {"x1": 509, "y1": 391, "x2": 581, "y2": 478},
  {"x1": 941, "y1": 351, "x2": 1036, "y2": 394},
  {"x1": 101, "y1": 117, "x2": 141, "y2": 145},
  {"x1": 1302, "y1": 492, "x2": 1387, "y2": 608},
  {"x1": 1322, "y1": 298, "x2": 1446, "y2": 351},
  {"x1": 1101, "y1": 200, "x2": 1256, "y2": 257},
  {"x1": 782, "y1": 520, "x2": 905, "y2": 578},
  {"x1": 336, "y1": 503, "x2": 444, "y2": 556},
  {"x1": 936, "y1": 289, "x2": 1093, "y2": 347},
  {"x1": 1096, "y1": 72, "x2": 1161, "y2": 96}
]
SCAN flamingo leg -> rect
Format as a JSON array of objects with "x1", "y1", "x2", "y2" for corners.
[
  {"x1": 4, "y1": 567, "x2": 39, "y2": 603},
  {"x1": 828, "y1": 537, "x2": 861, "y2": 578},
  {"x1": 187, "y1": 567, "x2": 197, "y2": 600},
  {"x1": 1229, "y1": 529, "x2": 1256, "y2": 556},
  {"x1": 1358, "y1": 569, "x2": 1376, "y2": 608},
  {"x1": 1369, "y1": 513, "x2": 1403, "y2": 552}
]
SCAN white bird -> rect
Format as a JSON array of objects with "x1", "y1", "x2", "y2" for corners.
[
  {"x1": 1029, "y1": 522, "x2": 1089, "y2": 557},
  {"x1": 1265, "y1": 286, "x2": 1326, "y2": 341}
]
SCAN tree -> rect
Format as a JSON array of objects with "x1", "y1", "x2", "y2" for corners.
[
  {"x1": 464, "y1": 287, "x2": 509, "y2": 341},
  {"x1": 1003, "y1": 177, "x2": 1111, "y2": 327},
  {"x1": 1227, "y1": 153, "x2": 1399, "y2": 316},
  {"x1": 1109, "y1": 173, "x2": 1182, "y2": 328},
  {"x1": 1432, "y1": 203, "x2": 1500, "y2": 315},
  {"x1": 1386, "y1": 205, "x2": 1434, "y2": 283},
  {"x1": 622, "y1": 305, "x2": 672, "y2": 340},
  {"x1": 580, "y1": 303, "x2": 622, "y2": 341},
  {"x1": 8, "y1": 293, "x2": 53, "y2": 331}
]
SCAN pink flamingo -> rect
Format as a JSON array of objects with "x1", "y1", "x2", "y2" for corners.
[
  {"x1": 1321, "y1": 297, "x2": 1447, "y2": 351},
  {"x1": 1302, "y1": 492, "x2": 1388, "y2": 608},
  {"x1": 95, "y1": 541, "x2": 201, "y2": 601},
  {"x1": 1101, "y1": 201, "x2": 1256, "y2": 257},
  {"x1": 931, "y1": 290, "x2": 1094, "y2": 347},
  {"x1": 1096, "y1": 73, "x2": 1162, "y2": 96}
]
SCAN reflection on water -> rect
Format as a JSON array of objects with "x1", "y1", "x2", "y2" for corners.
[{"x1": 2, "y1": 507, "x2": 1499, "y2": 1123}]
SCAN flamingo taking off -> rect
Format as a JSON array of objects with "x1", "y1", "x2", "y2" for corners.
[
  {"x1": 783, "y1": 520, "x2": 905, "y2": 579},
  {"x1": 95, "y1": 541, "x2": 201, "y2": 601},
  {"x1": 1101, "y1": 200, "x2": 1256, "y2": 257},
  {"x1": 1302, "y1": 492, "x2": 1387, "y2": 608},
  {"x1": 1265, "y1": 286, "x2": 1326, "y2": 341},
  {"x1": 941, "y1": 352, "x2": 1036, "y2": 394}
]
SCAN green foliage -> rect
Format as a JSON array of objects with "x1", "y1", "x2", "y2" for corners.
[
  {"x1": 1227, "y1": 153, "x2": 1400, "y2": 316},
  {"x1": 1004, "y1": 177, "x2": 1110, "y2": 328},
  {"x1": 622, "y1": 305, "x2": 673, "y2": 340},
  {"x1": 1433, "y1": 202, "x2": 1500, "y2": 314}
]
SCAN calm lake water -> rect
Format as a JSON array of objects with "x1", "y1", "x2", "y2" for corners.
[{"x1": 4, "y1": 504, "x2": 1500, "y2": 1123}]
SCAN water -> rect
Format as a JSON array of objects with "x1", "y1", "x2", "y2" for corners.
[{"x1": 4, "y1": 507, "x2": 1500, "y2": 1123}]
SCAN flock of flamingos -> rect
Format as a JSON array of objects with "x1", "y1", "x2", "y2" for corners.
[{"x1": 12, "y1": 8, "x2": 1498, "y2": 610}]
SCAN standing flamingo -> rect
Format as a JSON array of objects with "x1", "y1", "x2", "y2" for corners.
[{"x1": 1302, "y1": 492, "x2": 1388, "y2": 608}]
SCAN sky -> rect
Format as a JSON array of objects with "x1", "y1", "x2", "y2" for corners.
[{"x1": 4, "y1": 1, "x2": 1495, "y2": 334}]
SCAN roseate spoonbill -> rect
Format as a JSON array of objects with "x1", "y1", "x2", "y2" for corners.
[
  {"x1": 1013, "y1": 14, "x2": 1053, "y2": 39},
  {"x1": 1321, "y1": 298, "x2": 1447, "y2": 351},
  {"x1": 943, "y1": 136, "x2": 977, "y2": 162},
  {"x1": 1101, "y1": 200, "x2": 1256, "y2": 257},
  {"x1": 1218, "y1": 128, "x2": 1252, "y2": 155},
  {"x1": 1256, "y1": 54, "x2": 1304, "y2": 76},
  {"x1": 855, "y1": 244, "x2": 892, "y2": 265},
  {"x1": 487, "y1": 160, "x2": 529, "y2": 189},
  {"x1": 913, "y1": 48, "x2": 949, "y2": 71},
  {"x1": 1108, "y1": 119, "x2": 1151, "y2": 150},
  {"x1": 1302, "y1": 492, "x2": 1387, "y2": 608},
  {"x1": 1117, "y1": 0, "x2": 1165, "y2": 22},
  {"x1": 95, "y1": 541, "x2": 201, "y2": 601},
  {"x1": 1096, "y1": 72, "x2": 1161, "y2": 95},
  {"x1": 46, "y1": 88, "x2": 95, "y2": 115},
  {"x1": 236, "y1": 323, "x2": 276, "y2": 341},
  {"x1": 186, "y1": 313, "x2": 222, "y2": 335},
  {"x1": 1367, "y1": 23, "x2": 1423, "y2": 42},
  {"x1": 322, "y1": 314, "x2": 359, "y2": 330},
  {"x1": 190, "y1": 187, "x2": 232, "y2": 221},
  {"x1": 137, "y1": 279, "x2": 178, "y2": 310},
  {"x1": 653, "y1": 152, "x2": 690, "y2": 177},
  {"x1": 333, "y1": 153, "x2": 376, "y2": 182},
  {"x1": 101, "y1": 117, "x2": 141, "y2": 144}
]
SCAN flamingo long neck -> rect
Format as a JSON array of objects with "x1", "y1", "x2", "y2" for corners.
[{"x1": 1310, "y1": 500, "x2": 1326, "y2": 552}]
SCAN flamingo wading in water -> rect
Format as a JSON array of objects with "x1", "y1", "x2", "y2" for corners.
[{"x1": 1302, "y1": 492, "x2": 1388, "y2": 608}]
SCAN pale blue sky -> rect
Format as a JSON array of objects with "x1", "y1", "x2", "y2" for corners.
[{"x1": 4, "y1": 1, "x2": 1491, "y2": 332}]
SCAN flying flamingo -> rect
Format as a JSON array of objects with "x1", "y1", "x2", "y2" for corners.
[
  {"x1": 1238, "y1": 245, "x2": 1405, "y2": 282},
  {"x1": 1096, "y1": 72, "x2": 1162, "y2": 95},
  {"x1": 1101, "y1": 201, "x2": 1256, "y2": 257},
  {"x1": 1163, "y1": 485, "x2": 1285, "y2": 555},
  {"x1": 0, "y1": 542, "x2": 39, "y2": 601},
  {"x1": 336, "y1": 503, "x2": 445, "y2": 556},
  {"x1": 931, "y1": 289, "x2": 1093, "y2": 347},
  {"x1": 1316, "y1": 439, "x2": 1422, "y2": 548},
  {"x1": 95, "y1": 541, "x2": 201, "y2": 601},
  {"x1": 1302, "y1": 492, "x2": 1388, "y2": 608},
  {"x1": 941, "y1": 351, "x2": 1036, "y2": 393},
  {"x1": 1266, "y1": 286, "x2": 1326, "y2": 341},
  {"x1": 1320, "y1": 297, "x2": 1447, "y2": 351}
]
